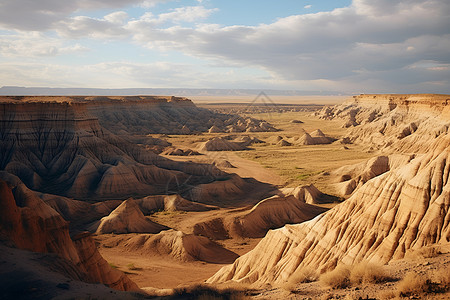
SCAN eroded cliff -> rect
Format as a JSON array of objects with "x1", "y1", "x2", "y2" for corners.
[{"x1": 208, "y1": 94, "x2": 450, "y2": 287}]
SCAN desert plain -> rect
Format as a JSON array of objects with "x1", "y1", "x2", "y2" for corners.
[{"x1": 0, "y1": 94, "x2": 449, "y2": 300}]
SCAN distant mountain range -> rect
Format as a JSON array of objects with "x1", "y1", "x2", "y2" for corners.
[{"x1": 0, "y1": 86, "x2": 347, "y2": 97}]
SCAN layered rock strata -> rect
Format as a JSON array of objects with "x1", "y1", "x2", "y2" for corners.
[{"x1": 208, "y1": 94, "x2": 450, "y2": 286}]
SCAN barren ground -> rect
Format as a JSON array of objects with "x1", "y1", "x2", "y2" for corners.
[{"x1": 95, "y1": 106, "x2": 376, "y2": 291}]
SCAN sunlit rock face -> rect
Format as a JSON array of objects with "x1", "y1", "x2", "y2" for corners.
[
  {"x1": 317, "y1": 94, "x2": 450, "y2": 153},
  {"x1": 0, "y1": 179, "x2": 138, "y2": 291},
  {"x1": 0, "y1": 97, "x2": 229, "y2": 200},
  {"x1": 208, "y1": 94, "x2": 450, "y2": 287}
]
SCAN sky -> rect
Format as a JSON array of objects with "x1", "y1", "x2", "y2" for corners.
[{"x1": 0, "y1": 0, "x2": 449, "y2": 94}]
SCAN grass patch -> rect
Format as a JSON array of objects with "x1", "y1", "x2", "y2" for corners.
[
  {"x1": 320, "y1": 265, "x2": 351, "y2": 289},
  {"x1": 349, "y1": 262, "x2": 392, "y2": 284},
  {"x1": 396, "y1": 272, "x2": 427, "y2": 297},
  {"x1": 283, "y1": 267, "x2": 318, "y2": 292},
  {"x1": 170, "y1": 284, "x2": 250, "y2": 300},
  {"x1": 320, "y1": 262, "x2": 393, "y2": 289}
]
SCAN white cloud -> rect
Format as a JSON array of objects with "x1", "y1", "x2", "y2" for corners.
[
  {"x1": 0, "y1": 0, "x2": 449, "y2": 92},
  {"x1": 57, "y1": 15, "x2": 129, "y2": 39},
  {"x1": 0, "y1": 0, "x2": 146, "y2": 30},
  {"x1": 123, "y1": 0, "x2": 450, "y2": 89},
  {"x1": 140, "y1": 0, "x2": 173, "y2": 8},
  {"x1": 0, "y1": 32, "x2": 89, "y2": 57},
  {"x1": 104, "y1": 11, "x2": 129, "y2": 24},
  {"x1": 157, "y1": 6, "x2": 218, "y2": 23},
  {"x1": 304, "y1": 5, "x2": 312, "y2": 9}
]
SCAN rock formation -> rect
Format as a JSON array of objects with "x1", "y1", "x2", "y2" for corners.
[
  {"x1": 0, "y1": 178, "x2": 138, "y2": 292},
  {"x1": 93, "y1": 199, "x2": 168, "y2": 234},
  {"x1": 194, "y1": 192, "x2": 327, "y2": 239},
  {"x1": 135, "y1": 194, "x2": 215, "y2": 214},
  {"x1": 0, "y1": 95, "x2": 278, "y2": 135},
  {"x1": 328, "y1": 154, "x2": 415, "y2": 196},
  {"x1": 281, "y1": 184, "x2": 324, "y2": 205},
  {"x1": 208, "y1": 94, "x2": 450, "y2": 287},
  {"x1": 0, "y1": 97, "x2": 262, "y2": 202},
  {"x1": 198, "y1": 137, "x2": 248, "y2": 151},
  {"x1": 120, "y1": 230, "x2": 239, "y2": 264},
  {"x1": 161, "y1": 147, "x2": 201, "y2": 156},
  {"x1": 316, "y1": 94, "x2": 450, "y2": 152}
]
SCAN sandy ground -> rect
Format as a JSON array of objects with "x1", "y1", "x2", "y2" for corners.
[
  {"x1": 208, "y1": 151, "x2": 284, "y2": 186},
  {"x1": 96, "y1": 233, "x2": 261, "y2": 289}
]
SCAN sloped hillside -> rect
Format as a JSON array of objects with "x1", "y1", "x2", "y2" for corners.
[
  {"x1": 208, "y1": 94, "x2": 450, "y2": 286},
  {"x1": 0, "y1": 179, "x2": 138, "y2": 292},
  {"x1": 0, "y1": 98, "x2": 268, "y2": 201}
]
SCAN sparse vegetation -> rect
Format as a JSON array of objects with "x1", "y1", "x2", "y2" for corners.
[
  {"x1": 349, "y1": 262, "x2": 391, "y2": 284},
  {"x1": 320, "y1": 262, "x2": 393, "y2": 289},
  {"x1": 108, "y1": 262, "x2": 118, "y2": 269},
  {"x1": 405, "y1": 246, "x2": 441, "y2": 259},
  {"x1": 170, "y1": 284, "x2": 249, "y2": 300},
  {"x1": 320, "y1": 265, "x2": 351, "y2": 289},
  {"x1": 396, "y1": 272, "x2": 428, "y2": 297},
  {"x1": 283, "y1": 267, "x2": 318, "y2": 291}
]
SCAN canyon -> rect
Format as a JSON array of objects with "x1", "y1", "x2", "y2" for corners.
[{"x1": 1, "y1": 94, "x2": 449, "y2": 299}]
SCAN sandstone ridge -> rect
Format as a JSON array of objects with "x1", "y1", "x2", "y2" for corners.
[{"x1": 208, "y1": 94, "x2": 450, "y2": 287}]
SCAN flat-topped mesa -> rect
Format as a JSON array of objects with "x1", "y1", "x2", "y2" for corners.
[
  {"x1": 0, "y1": 101, "x2": 102, "y2": 135},
  {"x1": 352, "y1": 94, "x2": 450, "y2": 117},
  {"x1": 317, "y1": 93, "x2": 450, "y2": 152},
  {"x1": 0, "y1": 95, "x2": 193, "y2": 104},
  {"x1": 0, "y1": 95, "x2": 278, "y2": 135},
  {"x1": 0, "y1": 97, "x2": 226, "y2": 199}
]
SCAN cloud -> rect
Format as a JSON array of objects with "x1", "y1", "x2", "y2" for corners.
[
  {"x1": 57, "y1": 15, "x2": 129, "y2": 39},
  {"x1": 304, "y1": 5, "x2": 312, "y2": 9},
  {"x1": 0, "y1": 61, "x2": 275, "y2": 89},
  {"x1": 124, "y1": 0, "x2": 450, "y2": 90},
  {"x1": 157, "y1": 6, "x2": 218, "y2": 24},
  {"x1": 0, "y1": 0, "x2": 153, "y2": 30},
  {"x1": 0, "y1": 0, "x2": 449, "y2": 92},
  {"x1": 0, "y1": 32, "x2": 89, "y2": 57}
]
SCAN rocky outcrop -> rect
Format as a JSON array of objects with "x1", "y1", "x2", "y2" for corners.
[
  {"x1": 0, "y1": 95, "x2": 278, "y2": 135},
  {"x1": 39, "y1": 192, "x2": 121, "y2": 229},
  {"x1": 72, "y1": 232, "x2": 138, "y2": 291},
  {"x1": 135, "y1": 194, "x2": 215, "y2": 214},
  {"x1": 161, "y1": 147, "x2": 201, "y2": 156},
  {"x1": 188, "y1": 174, "x2": 254, "y2": 206},
  {"x1": 93, "y1": 199, "x2": 168, "y2": 234},
  {"x1": 316, "y1": 94, "x2": 450, "y2": 152},
  {"x1": 268, "y1": 130, "x2": 335, "y2": 146},
  {"x1": 193, "y1": 193, "x2": 327, "y2": 239},
  {"x1": 0, "y1": 98, "x2": 244, "y2": 201},
  {"x1": 120, "y1": 230, "x2": 239, "y2": 264},
  {"x1": 0, "y1": 179, "x2": 78, "y2": 260},
  {"x1": 198, "y1": 137, "x2": 248, "y2": 151},
  {"x1": 0, "y1": 178, "x2": 138, "y2": 292},
  {"x1": 281, "y1": 184, "x2": 323, "y2": 205},
  {"x1": 327, "y1": 154, "x2": 415, "y2": 196},
  {"x1": 207, "y1": 133, "x2": 450, "y2": 286}
]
